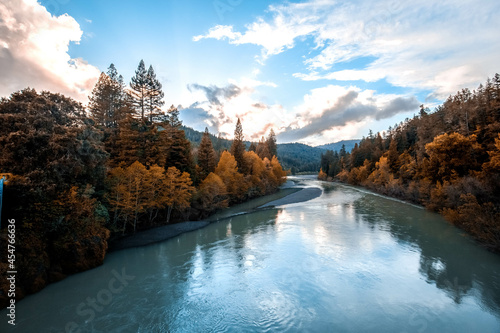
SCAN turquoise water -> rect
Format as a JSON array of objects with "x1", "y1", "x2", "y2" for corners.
[{"x1": 2, "y1": 176, "x2": 500, "y2": 332}]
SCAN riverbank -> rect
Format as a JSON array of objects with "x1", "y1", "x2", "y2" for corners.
[{"x1": 109, "y1": 182, "x2": 323, "y2": 252}]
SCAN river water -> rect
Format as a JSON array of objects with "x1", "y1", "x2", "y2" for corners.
[{"x1": 2, "y1": 176, "x2": 500, "y2": 332}]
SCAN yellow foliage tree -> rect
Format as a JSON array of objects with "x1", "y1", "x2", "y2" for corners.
[
  {"x1": 215, "y1": 151, "x2": 246, "y2": 202},
  {"x1": 163, "y1": 166, "x2": 195, "y2": 223},
  {"x1": 424, "y1": 132, "x2": 483, "y2": 182},
  {"x1": 197, "y1": 172, "x2": 228, "y2": 214},
  {"x1": 483, "y1": 134, "x2": 500, "y2": 174},
  {"x1": 271, "y1": 155, "x2": 287, "y2": 186}
]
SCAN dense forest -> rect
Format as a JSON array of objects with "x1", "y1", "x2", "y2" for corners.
[
  {"x1": 0, "y1": 61, "x2": 286, "y2": 307},
  {"x1": 319, "y1": 74, "x2": 500, "y2": 252}
]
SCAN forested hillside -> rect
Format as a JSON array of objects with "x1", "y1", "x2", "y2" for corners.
[
  {"x1": 316, "y1": 139, "x2": 360, "y2": 152},
  {"x1": 0, "y1": 61, "x2": 286, "y2": 307},
  {"x1": 183, "y1": 126, "x2": 356, "y2": 174},
  {"x1": 319, "y1": 74, "x2": 500, "y2": 252}
]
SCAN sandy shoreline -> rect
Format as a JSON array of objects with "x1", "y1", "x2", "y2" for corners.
[{"x1": 108, "y1": 184, "x2": 322, "y2": 252}]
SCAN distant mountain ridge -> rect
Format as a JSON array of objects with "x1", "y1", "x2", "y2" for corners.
[
  {"x1": 182, "y1": 125, "x2": 359, "y2": 172},
  {"x1": 315, "y1": 139, "x2": 360, "y2": 152}
]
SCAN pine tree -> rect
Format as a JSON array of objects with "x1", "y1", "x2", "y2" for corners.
[
  {"x1": 145, "y1": 65, "x2": 164, "y2": 122},
  {"x1": 88, "y1": 72, "x2": 114, "y2": 127},
  {"x1": 164, "y1": 105, "x2": 193, "y2": 173},
  {"x1": 130, "y1": 60, "x2": 148, "y2": 120},
  {"x1": 89, "y1": 65, "x2": 130, "y2": 129},
  {"x1": 166, "y1": 104, "x2": 182, "y2": 128},
  {"x1": 197, "y1": 127, "x2": 217, "y2": 179},
  {"x1": 230, "y1": 118, "x2": 247, "y2": 173},
  {"x1": 266, "y1": 129, "x2": 277, "y2": 158},
  {"x1": 256, "y1": 136, "x2": 270, "y2": 159}
]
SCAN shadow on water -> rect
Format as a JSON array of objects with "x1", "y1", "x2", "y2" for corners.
[{"x1": 335, "y1": 184, "x2": 500, "y2": 315}]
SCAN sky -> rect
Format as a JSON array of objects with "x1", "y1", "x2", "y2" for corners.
[{"x1": 1, "y1": 0, "x2": 499, "y2": 145}]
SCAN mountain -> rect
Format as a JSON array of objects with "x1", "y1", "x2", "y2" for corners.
[
  {"x1": 182, "y1": 126, "x2": 359, "y2": 173},
  {"x1": 277, "y1": 143, "x2": 325, "y2": 173},
  {"x1": 315, "y1": 139, "x2": 360, "y2": 152}
]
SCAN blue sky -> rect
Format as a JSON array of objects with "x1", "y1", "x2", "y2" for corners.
[{"x1": 1, "y1": 0, "x2": 500, "y2": 145}]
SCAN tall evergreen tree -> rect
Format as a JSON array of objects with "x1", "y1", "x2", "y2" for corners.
[
  {"x1": 166, "y1": 104, "x2": 182, "y2": 128},
  {"x1": 230, "y1": 118, "x2": 247, "y2": 173},
  {"x1": 145, "y1": 65, "x2": 165, "y2": 122},
  {"x1": 197, "y1": 127, "x2": 217, "y2": 179},
  {"x1": 164, "y1": 105, "x2": 194, "y2": 173},
  {"x1": 89, "y1": 64, "x2": 130, "y2": 128},
  {"x1": 266, "y1": 128, "x2": 277, "y2": 158},
  {"x1": 130, "y1": 60, "x2": 148, "y2": 120}
]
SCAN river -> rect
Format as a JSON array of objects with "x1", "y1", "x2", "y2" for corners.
[{"x1": 2, "y1": 176, "x2": 500, "y2": 332}]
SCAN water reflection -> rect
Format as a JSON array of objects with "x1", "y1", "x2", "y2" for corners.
[
  {"x1": 337, "y1": 183, "x2": 500, "y2": 314},
  {"x1": 1, "y1": 179, "x2": 500, "y2": 332}
]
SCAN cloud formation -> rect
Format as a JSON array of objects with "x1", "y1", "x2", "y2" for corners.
[
  {"x1": 185, "y1": 80, "x2": 284, "y2": 141},
  {"x1": 0, "y1": 0, "x2": 100, "y2": 102},
  {"x1": 194, "y1": 0, "x2": 500, "y2": 98},
  {"x1": 277, "y1": 85, "x2": 419, "y2": 143}
]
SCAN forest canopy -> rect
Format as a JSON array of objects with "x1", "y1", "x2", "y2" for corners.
[
  {"x1": 319, "y1": 74, "x2": 500, "y2": 252},
  {"x1": 0, "y1": 61, "x2": 286, "y2": 308}
]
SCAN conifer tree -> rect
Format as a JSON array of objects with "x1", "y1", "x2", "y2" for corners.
[
  {"x1": 130, "y1": 60, "x2": 148, "y2": 120},
  {"x1": 256, "y1": 136, "x2": 270, "y2": 160},
  {"x1": 145, "y1": 65, "x2": 164, "y2": 122},
  {"x1": 89, "y1": 64, "x2": 130, "y2": 129},
  {"x1": 164, "y1": 105, "x2": 194, "y2": 173},
  {"x1": 230, "y1": 118, "x2": 247, "y2": 173},
  {"x1": 197, "y1": 127, "x2": 217, "y2": 179},
  {"x1": 266, "y1": 128, "x2": 278, "y2": 158}
]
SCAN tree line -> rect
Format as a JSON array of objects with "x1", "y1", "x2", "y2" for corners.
[
  {"x1": 0, "y1": 61, "x2": 286, "y2": 307},
  {"x1": 319, "y1": 74, "x2": 500, "y2": 252}
]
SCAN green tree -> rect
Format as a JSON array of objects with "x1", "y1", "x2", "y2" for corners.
[
  {"x1": 266, "y1": 128, "x2": 278, "y2": 158},
  {"x1": 197, "y1": 128, "x2": 217, "y2": 179},
  {"x1": 230, "y1": 118, "x2": 247, "y2": 173},
  {"x1": 130, "y1": 60, "x2": 148, "y2": 120},
  {"x1": 164, "y1": 105, "x2": 194, "y2": 173},
  {"x1": 145, "y1": 65, "x2": 164, "y2": 122}
]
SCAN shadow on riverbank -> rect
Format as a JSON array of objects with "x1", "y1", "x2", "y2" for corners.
[{"x1": 108, "y1": 184, "x2": 323, "y2": 252}]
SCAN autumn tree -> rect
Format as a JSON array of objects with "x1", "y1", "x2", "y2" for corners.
[
  {"x1": 163, "y1": 167, "x2": 194, "y2": 223},
  {"x1": 256, "y1": 136, "x2": 271, "y2": 160},
  {"x1": 196, "y1": 172, "x2": 228, "y2": 216},
  {"x1": 215, "y1": 151, "x2": 246, "y2": 202},
  {"x1": 424, "y1": 133, "x2": 483, "y2": 182}
]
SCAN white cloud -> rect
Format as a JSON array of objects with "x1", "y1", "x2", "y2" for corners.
[
  {"x1": 277, "y1": 85, "x2": 419, "y2": 143},
  {"x1": 185, "y1": 78, "x2": 285, "y2": 140},
  {"x1": 0, "y1": 0, "x2": 100, "y2": 102},
  {"x1": 194, "y1": 0, "x2": 500, "y2": 98}
]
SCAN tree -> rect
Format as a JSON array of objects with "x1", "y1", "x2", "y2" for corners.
[
  {"x1": 197, "y1": 128, "x2": 217, "y2": 179},
  {"x1": 130, "y1": 60, "x2": 148, "y2": 120},
  {"x1": 424, "y1": 132, "x2": 483, "y2": 182},
  {"x1": 256, "y1": 136, "x2": 270, "y2": 160},
  {"x1": 0, "y1": 89, "x2": 108, "y2": 202},
  {"x1": 215, "y1": 151, "x2": 246, "y2": 202},
  {"x1": 164, "y1": 105, "x2": 194, "y2": 173},
  {"x1": 230, "y1": 118, "x2": 247, "y2": 173},
  {"x1": 163, "y1": 167, "x2": 194, "y2": 223},
  {"x1": 270, "y1": 155, "x2": 287, "y2": 186},
  {"x1": 266, "y1": 129, "x2": 277, "y2": 158},
  {"x1": 145, "y1": 65, "x2": 164, "y2": 122},
  {"x1": 196, "y1": 172, "x2": 228, "y2": 215},
  {"x1": 143, "y1": 164, "x2": 167, "y2": 224}
]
